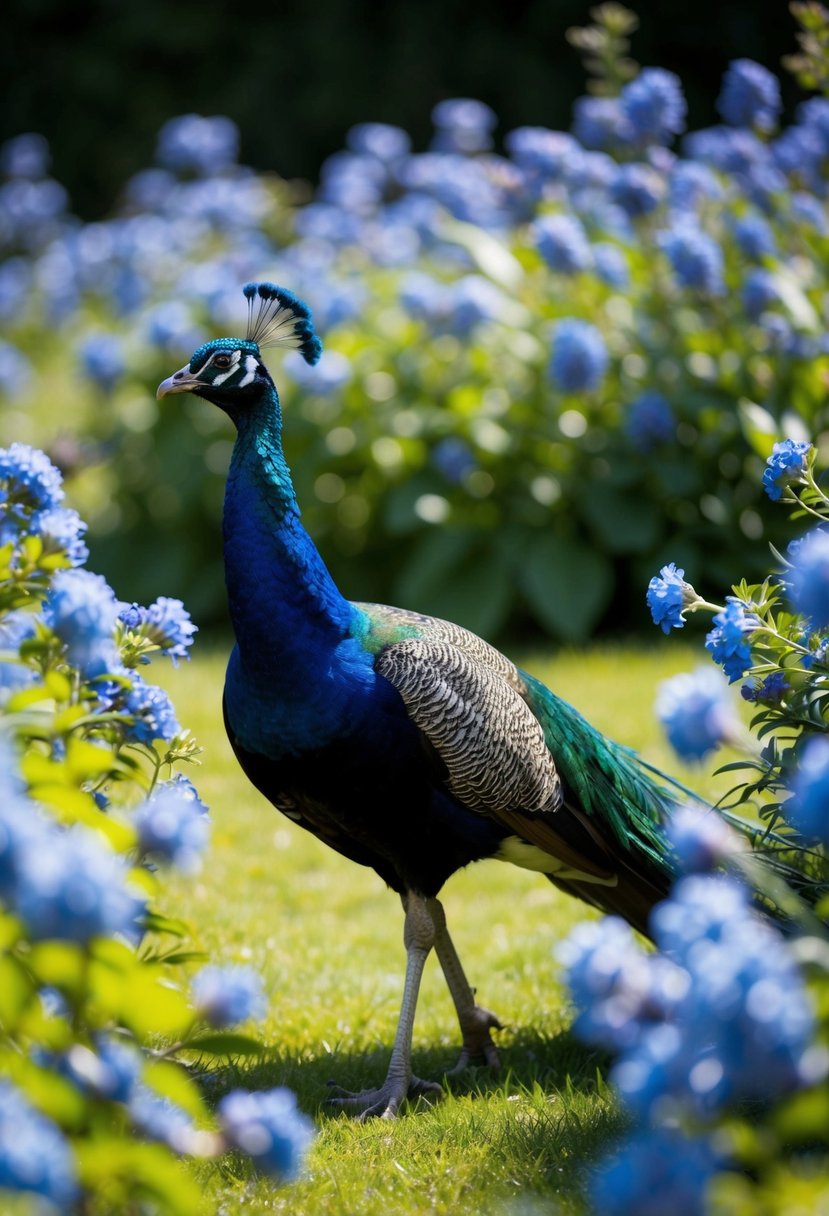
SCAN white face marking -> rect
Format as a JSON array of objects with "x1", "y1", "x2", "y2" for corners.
[
  {"x1": 211, "y1": 348, "x2": 242, "y2": 386},
  {"x1": 238, "y1": 354, "x2": 258, "y2": 387}
]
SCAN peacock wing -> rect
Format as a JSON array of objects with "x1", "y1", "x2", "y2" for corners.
[{"x1": 371, "y1": 632, "x2": 619, "y2": 886}]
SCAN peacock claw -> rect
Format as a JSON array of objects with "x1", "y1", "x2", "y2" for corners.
[
  {"x1": 325, "y1": 1074, "x2": 443, "y2": 1120},
  {"x1": 448, "y1": 1004, "x2": 504, "y2": 1074}
]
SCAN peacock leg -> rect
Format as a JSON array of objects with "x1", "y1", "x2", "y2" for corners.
[
  {"x1": 325, "y1": 891, "x2": 443, "y2": 1120},
  {"x1": 428, "y1": 897, "x2": 503, "y2": 1073}
]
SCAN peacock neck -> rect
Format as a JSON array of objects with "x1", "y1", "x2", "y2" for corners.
[{"x1": 222, "y1": 390, "x2": 354, "y2": 677}]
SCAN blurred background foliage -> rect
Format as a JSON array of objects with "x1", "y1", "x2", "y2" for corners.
[
  {"x1": 2, "y1": 0, "x2": 802, "y2": 219},
  {"x1": 2, "y1": 0, "x2": 829, "y2": 644}
]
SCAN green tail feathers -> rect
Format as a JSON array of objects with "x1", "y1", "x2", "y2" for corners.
[{"x1": 521, "y1": 673, "x2": 680, "y2": 880}]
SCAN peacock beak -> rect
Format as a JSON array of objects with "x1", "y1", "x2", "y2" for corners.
[{"x1": 156, "y1": 366, "x2": 202, "y2": 399}]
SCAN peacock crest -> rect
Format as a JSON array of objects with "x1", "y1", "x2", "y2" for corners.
[{"x1": 243, "y1": 282, "x2": 322, "y2": 366}]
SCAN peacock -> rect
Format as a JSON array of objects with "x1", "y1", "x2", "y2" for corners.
[{"x1": 155, "y1": 282, "x2": 761, "y2": 1118}]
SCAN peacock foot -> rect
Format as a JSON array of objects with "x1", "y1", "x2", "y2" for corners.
[
  {"x1": 325, "y1": 1073, "x2": 443, "y2": 1121},
  {"x1": 447, "y1": 1003, "x2": 504, "y2": 1074}
]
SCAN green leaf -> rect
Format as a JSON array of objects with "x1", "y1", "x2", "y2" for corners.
[
  {"x1": 393, "y1": 528, "x2": 513, "y2": 637},
  {"x1": 773, "y1": 1085, "x2": 829, "y2": 1144},
  {"x1": 28, "y1": 940, "x2": 87, "y2": 993},
  {"x1": 580, "y1": 482, "x2": 662, "y2": 555},
  {"x1": 180, "y1": 1031, "x2": 264, "y2": 1057},
  {"x1": 142, "y1": 1059, "x2": 210, "y2": 1122},
  {"x1": 76, "y1": 1138, "x2": 208, "y2": 1216},
  {"x1": 520, "y1": 534, "x2": 614, "y2": 642},
  {"x1": 737, "y1": 398, "x2": 781, "y2": 459},
  {"x1": 0, "y1": 956, "x2": 34, "y2": 1027}
]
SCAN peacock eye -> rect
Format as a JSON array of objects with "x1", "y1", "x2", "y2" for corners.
[{"x1": 213, "y1": 354, "x2": 232, "y2": 369}]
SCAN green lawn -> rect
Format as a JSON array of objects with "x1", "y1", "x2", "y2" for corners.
[{"x1": 154, "y1": 640, "x2": 734, "y2": 1215}]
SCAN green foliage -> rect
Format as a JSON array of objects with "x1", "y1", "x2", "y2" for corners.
[
  {"x1": 0, "y1": 451, "x2": 309, "y2": 1212},
  {"x1": 784, "y1": 2, "x2": 829, "y2": 94},
  {"x1": 565, "y1": 3, "x2": 640, "y2": 96}
]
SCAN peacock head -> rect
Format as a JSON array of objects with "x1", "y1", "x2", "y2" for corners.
[{"x1": 156, "y1": 282, "x2": 322, "y2": 413}]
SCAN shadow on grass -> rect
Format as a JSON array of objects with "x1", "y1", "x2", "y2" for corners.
[{"x1": 193, "y1": 1023, "x2": 626, "y2": 1203}]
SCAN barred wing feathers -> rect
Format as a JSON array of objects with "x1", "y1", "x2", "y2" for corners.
[{"x1": 359, "y1": 602, "x2": 680, "y2": 910}]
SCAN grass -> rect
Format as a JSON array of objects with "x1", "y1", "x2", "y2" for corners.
[{"x1": 153, "y1": 639, "x2": 737, "y2": 1215}]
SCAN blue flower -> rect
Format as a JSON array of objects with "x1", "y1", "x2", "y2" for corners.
[
  {"x1": 0, "y1": 610, "x2": 36, "y2": 703},
  {"x1": 156, "y1": 114, "x2": 239, "y2": 177},
  {"x1": 531, "y1": 213, "x2": 592, "y2": 274},
  {"x1": 346, "y1": 122, "x2": 411, "y2": 163},
  {"x1": 621, "y1": 68, "x2": 687, "y2": 145},
  {"x1": 788, "y1": 527, "x2": 829, "y2": 627},
  {"x1": 610, "y1": 163, "x2": 665, "y2": 217},
  {"x1": 572, "y1": 96, "x2": 633, "y2": 151},
  {"x1": 120, "y1": 596, "x2": 198, "y2": 665},
  {"x1": 626, "y1": 391, "x2": 674, "y2": 451},
  {"x1": 430, "y1": 98, "x2": 496, "y2": 154},
  {"x1": 659, "y1": 222, "x2": 724, "y2": 295},
  {"x1": 505, "y1": 127, "x2": 581, "y2": 183},
  {"x1": 791, "y1": 735, "x2": 829, "y2": 844},
  {"x1": 134, "y1": 776, "x2": 210, "y2": 872},
  {"x1": 78, "y1": 333, "x2": 126, "y2": 393},
  {"x1": 129, "y1": 1083, "x2": 194, "y2": 1151},
  {"x1": 741, "y1": 671, "x2": 789, "y2": 704},
  {"x1": 0, "y1": 341, "x2": 32, "y2": 399},
  {"x1": 431, "y1": 437, "x2": 477, "y2": 485},
  {"x1": 31, "y1": 506, "x2": 89, "y2": 566},
  {"x1": 447, "y1": 276, "x2": 510, "y2": 335},
  {"x1": 705, "y1": 598, "x2": 756, "y2": 683},
  {"x1": 592, "y1": 242, "x2": 629, "y2": 288},
  {"x1": 0, "y1": 792, "x2": 48, "y2": 904},
  {"x1": 557, "y1": 917, "x2": 686, "y2": 1052},
  {"x1": 717, "y1": 58, "x2": 782, "y2": 133},
  {"x1": 790, "y1": 190, "x2": 829, "y2": 234},
  {"x1": 62, "y1": 1036, "x2": 142, "y2": 1103},
  {"x1": 14, "y1": 824, "x2": 146, "y2": 944},
  {"x1": 733, "y1": 212, "x2": 776, "y2": 260},
  {"x1": 668, "y1": 162, "x2": 723, "y2": 212},
  {"x1": 219, "y1": 1088, "x2": 314, "y2": 1179},
  {"x1": 43, "y1": 569, "x2": 120, "y2": 678},
  {"x1": 192, "y1": 964, "x2": 267, "y2": 1027},
  {"x1": 589, "y1": 1126, "x2": 722, "y2": 1216},
  {"x1": 0, "y1": 1081, "x2": 78, "y2": 1209},
  {"x1": 283, "y1": 349, "x2": 353, "y2": 395},
  {"x1": 0, "y1": 443, "x2": 64, "y2": 513},
  {"x1": 647, "y1": 562, "x2": 696, "y2": 634},
  {"x1": 399, "y1": 273, "x2": 450, "y2": 325},
  {"x1": 0, "y1": 133, "x2": 51, "y2": 179},
  {"x1": 143, "y1": 301, "x2": 205, "y2": 355},
  {"x1": 549, "y1": 319, "x2": 609, "y2": 394},
  {"x1": 121, "y1": 674, "x2": 180, "y2": 744},
  {"x1": 742, "y1": 267, "x2": 780, "y2": 320},
  {"x1": 655, "y1": 666, "x2": 737, "y2": 761},
  {"x1": 646, "y1": 874, "x2": 818, "y2": 1107},
  {"x1": 762, "y1": 439, "x2": 811, "y2": 501},
  {"x1": 667, "y1": 806, "x2": 741, "y2": 873}
]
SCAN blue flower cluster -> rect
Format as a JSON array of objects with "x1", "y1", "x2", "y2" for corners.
[
  {"x1": 118, "y1": 595, "x2": 198, "y2": 664},
  {"x1": 655, "y1": 666, "x2": 738, "y2": 761},
  {"x1": 704, "y1": 596, "x2": 757, "y2": 682},
  {"x1": 646, "y1": 562, "x2": 697, "y2": 634},
  {"x1": 218, "y1": 1088, "x2": 314, "y2": 1180},
  {"x1": 0, "y1": 1081, "x2": 78, "y2": 1209},
  {"x1": 560, "y1": 870, "x2": 820, "y2": 1209},
  {"x1": 788, "y1": 528, "x2": 829, "y2": 628},
  {"x1": 763, "y1": 439, "x2": 811, "y2": 502},
  {"x1": 0, "y1": 801, "x2": 146, "y2": 943},
  {"x1": 134, "y1": 774, "x2": 210, "y2": 872},
  {"x1": 191, "y1": 963, "x2": 268, "y2": 1027}
]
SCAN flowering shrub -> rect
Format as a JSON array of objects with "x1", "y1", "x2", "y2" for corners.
[
  {"x1": 3, "y1": 7, "x2": 829, "y2": 639},
  {"x1": 558, "y1": 435, "x2": 829, "y2": 1213},
  {"x1": 0, "y1": 444, "x2": 313, "y2": 1211}
]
